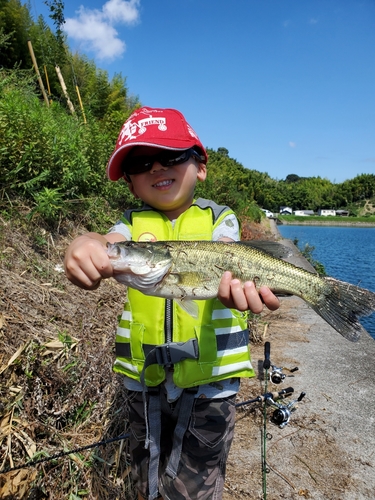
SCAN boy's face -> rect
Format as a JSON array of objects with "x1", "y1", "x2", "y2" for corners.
[{"x1": 125, "y1": 146, "x2": 207, "y2": 220}]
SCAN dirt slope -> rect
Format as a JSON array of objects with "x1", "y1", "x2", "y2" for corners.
[{"x1": 1, "y1": 216, "x2": 374, "y2": 499}]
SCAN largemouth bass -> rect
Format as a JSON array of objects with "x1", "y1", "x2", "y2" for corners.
[{"x1": 106, "y1": 240, "x2": 375, "y2": 342}]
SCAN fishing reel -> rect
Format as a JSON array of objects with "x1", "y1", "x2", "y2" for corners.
[
  {"x1": 264, "y1": 341, "x2": 286, "y2": 384},
  {"x1": 264, "y1": 341, "x2": 298, "y2": 385},
  {"x1": 261, "y1": 342, "x2": 305, "y2": 428},
  {"x1": 269, "y1": 365, "x2": 286, "y2": 384},
  {"x1": 267, "y1": 391, "x2": 306, "y2": 428}
]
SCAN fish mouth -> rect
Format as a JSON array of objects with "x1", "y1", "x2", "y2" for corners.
[
  {"x1": 106, "y1": 243, "x2": 122, "y2": 259},
  {"x1": 113, "y1": 266, "x2": 148, "y2": 276}
]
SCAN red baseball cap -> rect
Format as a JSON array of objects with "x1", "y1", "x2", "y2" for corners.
[{"x1": 106, "y1": 106, "x2": 208, "y2": 181}]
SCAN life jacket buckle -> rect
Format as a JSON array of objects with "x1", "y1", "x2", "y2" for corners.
[{"x1": 154, "y1": 339, "x2": 199, "y2": 366}]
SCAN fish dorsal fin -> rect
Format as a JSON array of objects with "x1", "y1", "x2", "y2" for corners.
[{"x1": 236, "y1": 240, "x2": 293, "y2": 259}]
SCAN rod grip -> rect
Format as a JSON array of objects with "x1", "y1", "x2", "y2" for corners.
[
  {"x1": 263, "y1": 341, "x2": 271, "y2": 369},
  {"x1": 280, "y1": 387, "x2": 294, "y2": 396}
]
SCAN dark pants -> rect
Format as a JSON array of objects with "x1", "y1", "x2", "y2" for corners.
[{"x1": 126, "y1": 389, "x2": 236, "y2": 500}]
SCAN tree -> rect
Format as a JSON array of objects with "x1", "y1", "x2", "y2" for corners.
[
  {"x1": 0, "y1": 0, "x2": 33, "y2": 68},
  {"x1": 285, "y1": 174, "x2": 300, "y2": 183},
  {"x1": 44, "y1": 0, "x2": 65, "y2": 46},
  {"x1": 217, "y1": 147, "x2": 229, "y2": 157}
]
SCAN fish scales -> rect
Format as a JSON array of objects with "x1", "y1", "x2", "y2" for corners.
[
  {"x1": 107, "y1": 240, "x2": 375, "y2": 342},
  {"x1": 163, "y1": 241, "x2": 323, "y2": 300}
]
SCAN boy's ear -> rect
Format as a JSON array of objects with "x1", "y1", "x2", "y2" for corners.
[
  {"x1": 124, "y1": 177, "x2": 140, "y2": 199},
  {"x1": 197, "y1": 163, "x2": 207, "y2": 182}
]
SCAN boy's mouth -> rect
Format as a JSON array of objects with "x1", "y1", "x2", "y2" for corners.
[{"x1": 153, "y1": 179, "x2": 173, "y2": 188}]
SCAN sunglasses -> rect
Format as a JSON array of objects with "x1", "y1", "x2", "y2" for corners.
[{"x1": 123, "y1": 148, "x2": 206, "y2": 178}]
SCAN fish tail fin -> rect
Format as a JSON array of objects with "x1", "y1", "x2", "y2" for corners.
[{"x1": 310, "y1": 277, "x2": 375, "y2": 342}]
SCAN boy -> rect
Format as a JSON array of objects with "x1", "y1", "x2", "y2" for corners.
[{"x1": 64, "y1": 107, "x2": 279, "y2": 500}]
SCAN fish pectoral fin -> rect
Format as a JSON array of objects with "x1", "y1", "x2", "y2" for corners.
[
  {"x1": 170, "y1": 271, "x2": 203, "y2": 286},
  {"x1": 175, "y1": 299, "x2": 199, "y2": 318}
]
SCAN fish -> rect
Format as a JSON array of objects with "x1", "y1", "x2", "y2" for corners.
[{"x1": 106, "y1": 240, "x2": 375, "y2": 342}]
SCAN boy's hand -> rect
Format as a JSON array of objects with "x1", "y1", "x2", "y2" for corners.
[
  {"x1": 64, "y1": 233, "x2": 123, "y2": 290},
  {"x1": 218, "y1": 271, "x2": 280, "y2": 313}
]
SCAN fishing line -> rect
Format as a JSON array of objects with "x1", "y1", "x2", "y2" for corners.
[{"x1": 0, "y1": 433, "x2": 130, "y2": 475}]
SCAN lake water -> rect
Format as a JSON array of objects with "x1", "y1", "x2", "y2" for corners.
[{"x1": 277, "y1": 225, "x2": 375, "y2": 339}]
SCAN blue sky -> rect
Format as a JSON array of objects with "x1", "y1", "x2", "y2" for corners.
[{"x1": 31, "y1": 0, "x2": 375, "y2": 184}]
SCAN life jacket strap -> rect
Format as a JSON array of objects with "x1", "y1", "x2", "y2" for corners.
[
  {"x1": 141, "y1": 340, "x2": 199, "y2": 498},
  {"x1": 165, "y1": 387, "x2": 198, "y2": 479},
  {"x1": 147, "y1": 386, "x2": 161, "y2": 500}
]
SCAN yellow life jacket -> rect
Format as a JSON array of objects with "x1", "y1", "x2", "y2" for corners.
[{"x1": 113, "y1": 198, "x2": 255, "y2": 387}]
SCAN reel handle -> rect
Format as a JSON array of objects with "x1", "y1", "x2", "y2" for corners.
[{"x1": 298, "y1": 391, "x2": 306, "y2": 402}]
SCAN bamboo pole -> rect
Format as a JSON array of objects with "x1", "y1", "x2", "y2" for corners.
[
  {"x1": 27, "y1": 40, "x2": 49, "y2": 106},
  {"x1": 43, "y1": 65, "x2": 52, "y2": 104},
  {"x1": 55, "y1": 65, "x2": 76, "y2": 115},
  {"x1": 75, "y1": 85, "x2": 87, "y2": 124}
]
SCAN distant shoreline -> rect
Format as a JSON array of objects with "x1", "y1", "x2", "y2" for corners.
[{"x1": 277, "y1": 219, "x2": 375, "y2": 227}]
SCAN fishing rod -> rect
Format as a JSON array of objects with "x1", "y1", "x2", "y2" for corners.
[
  {"x1": 237, "y1": 341, "x2": 306, "y2": 500},
  {"x1": 235, "y1": 344, "x2": 296, "y2": 408},
  {"x1": 262, "y1": 341, "x2": 271, "y2": 500},
  {"x1": 235, "y1": 386, "x2": 294, "y2": 408}
]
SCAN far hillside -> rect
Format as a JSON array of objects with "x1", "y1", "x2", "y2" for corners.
[{"x1": 1, "y1": 0, "x2": 375, "y2": 232}]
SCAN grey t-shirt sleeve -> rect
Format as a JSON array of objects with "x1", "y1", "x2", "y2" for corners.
[
  {"x1": 212, "y1": 213, "x2": 240, "y2": 241},
  {"x1": 107, "y1": 221, "x2": 132, "y2": 240}
]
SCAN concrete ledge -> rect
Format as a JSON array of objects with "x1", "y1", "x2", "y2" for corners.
[{"x1": 254, "y1": 218, "x2": 375, "y2": 497}]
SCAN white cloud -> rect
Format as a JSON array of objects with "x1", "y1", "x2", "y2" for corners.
[
  {"x1": 289, "y1": 141, "x2": 296, "y2": 148},
  {"x1": 309, "y1": 18, "x2": 318, "y2": 25},
  {"x1": 103, "y1": 0, "x2": 140, "y2": 23},
  {"x1": 63, "y1": 0, "x2": 140, "y2": 61}
]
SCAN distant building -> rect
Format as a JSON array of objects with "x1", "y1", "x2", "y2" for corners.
[
  {"x1": 280, "y1": 206, "x2": 293, "y2": 215},
  {"x1": 294, "y1": 210, "x2": 314, "y2": 216},
  {"x1": 318, "y1": 209, "x2": 336, "y2": 216},
  {"x1": 336, "y1": 210, "x2": 349, "y2": 217}
]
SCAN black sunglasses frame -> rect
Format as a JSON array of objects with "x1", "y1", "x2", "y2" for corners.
[{"x1": 122, "y1": 148, "x2": 205, "y2": 180}]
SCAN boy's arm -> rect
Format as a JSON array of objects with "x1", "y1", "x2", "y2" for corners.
[
  {"x1": 64, "y1": 232, "x2": 126, "y2": 290},
  {"x1": 217, "y1": 237, "x2": 280, "y2": 313}
]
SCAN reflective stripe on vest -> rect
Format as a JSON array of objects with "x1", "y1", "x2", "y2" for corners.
[{"x1": 113, "y1": 199, "x2": 255, "y2": 387}]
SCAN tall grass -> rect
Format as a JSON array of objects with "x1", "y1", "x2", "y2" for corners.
[{"x1": 0, "y1": 70, "x2": 138, "y2": 229}]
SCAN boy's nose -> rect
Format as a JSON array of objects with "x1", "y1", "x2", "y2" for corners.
[{"x1": 150, "y1": 162, "x2": 168, "y2": 174}]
